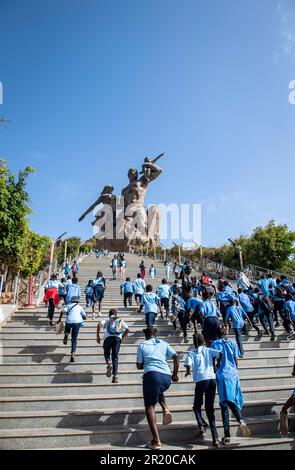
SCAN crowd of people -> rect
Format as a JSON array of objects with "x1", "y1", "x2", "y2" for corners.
[{"x1": 42, "y1": 254, "x2": 295, "y2": 449}]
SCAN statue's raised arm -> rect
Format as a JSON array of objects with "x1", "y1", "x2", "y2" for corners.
[
  {"x1": 78, "y1": 185, "x2": 114, "y2": 222},
  {"x1": 140, "y1": 157, "x2": 163, "y2": 184}
]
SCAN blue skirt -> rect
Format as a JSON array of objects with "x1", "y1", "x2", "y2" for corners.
[
  {"x1": 216, "y1": 377, "x2": 244, "y2": 409},
  {"x1": 143, "y1": 371, "x2": 171, "y2": 407}
]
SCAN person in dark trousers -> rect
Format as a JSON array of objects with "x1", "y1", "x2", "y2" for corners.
[
  {"x1": 225, "y1": 299, "x2": 251, "y2": 357},
  {"x1": 57, "y1": 296, "x2": 86, "y2": 363},
  {"x1": 184, "y1": 333, "x2": 223, "y2": 448},
  {"x1": 171, "y1": 288, "x2": 189, "y2": 343},
  {"x1": 120, "y1": 277, "x2": 133, "y2": 308},
  {"x1": 157, "y1": 279, "x2": 171, "y2": 319},
  {"x1": 136, "y1": 327, "x2": 179, "y2": 450},
  {"x1": 238, "y1": 288, "x2": 262, "y2": 338},
  {"x1": 44, "y1": 274, "x2": 63, "y2": 326},
  {"x1": 272, "y1": 279, "x2": 286, "y2": 327},
  {"x1": 84, "y1": 280, "x2": 94, "y2": 309},
  {"x1": 278, "y1": 359, "x2": 295, "y2": 436},
  {"x1": 257, "y1": 292, "x2": 275, "y2": 341},
  {"x1": 211, "y1": 326, "x2": 251, "y2": 445},
  {"x1": 138, "y1": 285, "x2": 161, "y2": 326},
  {"x1": 92, "y1": 271, "x2": 106, "y2": 318},
  {"x1": 97, "y1": 309, "x2": 129, "y2": 384},
  {"x1": 199, "y1": 291, "x2": 221, "y2": 342}
]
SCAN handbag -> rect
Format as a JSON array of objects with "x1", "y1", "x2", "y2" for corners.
[{"x1": 55, "y1": 321, "x2": 64, "y2": 335}]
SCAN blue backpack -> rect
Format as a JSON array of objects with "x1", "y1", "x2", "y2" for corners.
[{"x1": 106, "y1": 317, "x2": 122, "y2": 336}]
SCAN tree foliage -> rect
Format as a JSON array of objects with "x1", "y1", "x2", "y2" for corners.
[
  {"x1": 56, "y1": 237, "x2": 81, "y2": 265},
  {"x1": 0, "y1": 162, "x2": 35, "y2": 276}
]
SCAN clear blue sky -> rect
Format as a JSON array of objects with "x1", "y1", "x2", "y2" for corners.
[{"x1": 1, "y1": 0, "x2": 295, "y2": 246}]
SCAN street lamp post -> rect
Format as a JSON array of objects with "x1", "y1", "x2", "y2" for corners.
[
  {"x1": 228, "y1": 238, "x2": 243, "y2": 271},
  {"x1": 48, "y1": 232, "x2": 67, "y2": 279},
  {"x1": 173, "y1": 242, "x2": 182, "y2": 265}
]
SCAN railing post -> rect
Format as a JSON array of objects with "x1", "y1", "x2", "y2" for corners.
[{"x1": 24, "y1": 275, "x2": 36, "y2": 308}]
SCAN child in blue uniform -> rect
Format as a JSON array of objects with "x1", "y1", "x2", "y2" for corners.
[{"x1": 211, "y1": 326, "x2": 251, "y2": 445}]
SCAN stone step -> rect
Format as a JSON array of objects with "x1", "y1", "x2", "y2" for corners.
[
  {"x1": 0, "y1": 400, "x2": 287, "y2": 429},
  {"x1": 0, "y1": 415, "x2": 293, "y2": 449},
  {"x1": 39, "y1": 435, "x2": 295, "y2": 451},
  {"x1": 2, "y1": 340, "x2": 292, "y2": 354},
  {"x1": 0, "y1": 355, "x2": 291, "y2": 372},
  {"x1": 0, "y1": 361, "x2": 290, "y2": 385},
  {"x1": 0, "y1": 385, "x2": 294, "y2": 411},
  {"x1": 2, "y1": 344, "x2": 291, "y2": 367},
  {"x1": 0, "y1": 373, "x2": 294, "y2": 396}
]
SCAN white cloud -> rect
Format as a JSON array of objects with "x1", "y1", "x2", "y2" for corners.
[{"x1": 277, "y1": 1, "x2": 295, "y2": 59}]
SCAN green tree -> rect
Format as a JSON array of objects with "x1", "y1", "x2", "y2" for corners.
[
  {"x1": 56, "y1": 237, "x2": 81, "y2": 265},
  {"x1": 244, "y1": 220, "x2": 295, "y2": 271},
  {"x1": 0, "y1": 162, "x2": 35, "y2": 283},
  {"x1": 21, "y1": 231, "x2": 51, "y2": 277}
]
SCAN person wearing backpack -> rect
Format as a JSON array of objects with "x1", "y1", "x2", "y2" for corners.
[
  {"x1": 58, "y1": 278, "x2": 67, "y2": 305},
  {"x1": 120, "y1": 277, "x2": 134, "y2": 308},
  {"x1": 97, "y1": 309, "x2": 129, "y2": 383},
  {"x1": 92, "y1": 271, "x2": 106, "y2": 318},
  {"x1": 65, "y1": 276, "x2": 81, "y2": 305},
  {"x1": 84, "y1": 280, "x2": 94, "y2": 309},
  {"x1": 57, "y1": 296, "x2": 86, "y2": 363}
]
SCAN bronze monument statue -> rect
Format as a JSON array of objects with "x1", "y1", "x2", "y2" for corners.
[{"x1": 78, "y1": 155, "x2": 163, "y2": 250}]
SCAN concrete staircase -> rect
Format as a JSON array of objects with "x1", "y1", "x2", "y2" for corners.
[{"x1": 0, "y1": 253, "x2": 294, "y2": 450}]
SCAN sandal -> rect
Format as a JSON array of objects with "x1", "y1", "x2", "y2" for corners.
[
  {"x1": 162, "y1": 410, "x2": 173, "y2": 426},
  {"x1": 146, "y1": 441, "x2": 161, "y2": 450}
]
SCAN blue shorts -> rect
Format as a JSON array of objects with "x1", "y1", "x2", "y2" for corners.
[{"x1": 143, "y1": 371, "x2": 171, "y2": 407}]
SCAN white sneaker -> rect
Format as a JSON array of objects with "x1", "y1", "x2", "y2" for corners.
[
  {"x1": 92, "y1": 313, "x2": 96, "y2": 320},
  {"x1": 98, "y1": 311, "x2": 102, "y2": 317}
]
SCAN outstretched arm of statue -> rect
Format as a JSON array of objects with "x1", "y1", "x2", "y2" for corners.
[
  {"x1": 78, "y1": 195, "x2": 104, "y2": 222},
  {"x1": 141, "y1": 162, "x2": 163, "y2": 183}
]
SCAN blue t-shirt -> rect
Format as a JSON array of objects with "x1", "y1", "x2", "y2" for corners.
[
  {"x1": 284, "y1": 300, "x2": 295, "y2": 321},
  {"x1": 238, "y1": 293, "x2": 254, "y2": 313},
  {"x1": 136, "y1": 338, "x2": 176, "y2": 375},
  {"x1": 211, "y1": 338, "x2": 240, "y2": 381},
  {"x1": 258, "y1": 279, "x2": 270, "y2": 297},
  {"x1": 66, "y1": 284, "x2": 81, "y2": 303},
  {"x1": 199, "y1": 300, "x2": 219, "y2": 318},
  {"x1": 141, "y1": 292, "x2": 160, "y2": 314},
  {"x1": 172, "y1": 295, "x2": 186, "y2": 312},
  {"x1": 157, "y1": 284, "x2": 171, "y2": 299},
  {"x1": 184, "y1": 346, "x2": 220, "y2": 383},
  {"x1": 187, "y1": 297, "x2": 203, "y2": 312},
  {"x1": 133, "y1": 278, "x2": 146, "y2": 295},
  {"x1": 226, "y1": 305, "x2": 247, "y2": 329},
  {"x1": 121, "y1": 281, "x2": 133, "y2": 294}
]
